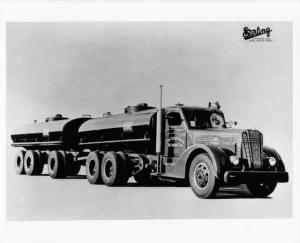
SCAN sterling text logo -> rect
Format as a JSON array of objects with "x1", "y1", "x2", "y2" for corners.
[{"x1": 242, "y1": 26, "x2": 273, "y2": 42}]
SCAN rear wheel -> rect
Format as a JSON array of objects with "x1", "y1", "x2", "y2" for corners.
[
  {"x1": 101, "y1": 151, "x2": 124, "y2": 186},
  {"x1": 24, "y1": 150, "x2": 43, "y2": 175},
  {"x1": 116, "y1": 151, "x2": 130, "y2": 184},
  {"x1": 246, "y1": 180, "x2": 277, "y2": 197},
  {"x1": 47, "y1": 150, "x2": 65, "y2": 178},
  {"x1": 189, "y1": 153, "x2": 220, "y2": 199},
  {"x1": 86, "y1": 151, "x2": 103, "y2": 184},
  {"x1": 15, "y1": 150, "x2": 25, "y2": 175}
]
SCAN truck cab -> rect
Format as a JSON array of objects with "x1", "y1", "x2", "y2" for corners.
[
  {"x1": 163, "y1": 105, "x2": 225, "y2": 159},
  {"x1": 158, "y1": 103, "x2": 288, "y2": 198}
]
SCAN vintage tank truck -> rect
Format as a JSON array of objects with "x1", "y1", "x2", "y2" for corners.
[{"x1": 11, "y1": 91, "x2": 289, "y2": 198}]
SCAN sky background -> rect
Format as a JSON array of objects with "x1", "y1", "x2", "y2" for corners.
[{"x1": 6, "y1": 22, "x2": 292, "y2": 219}]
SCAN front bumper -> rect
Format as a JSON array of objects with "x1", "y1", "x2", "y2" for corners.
[{"x1": 224, "y1": 171, "x2": 289, "y2": 184}]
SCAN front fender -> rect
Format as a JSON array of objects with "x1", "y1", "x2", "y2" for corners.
[
  {"x1": 178, "y1": 144, "x2": 227, "y2": 180},
  {"x1": 263, "y1": 146, "x2": 286, "y2": 171}
]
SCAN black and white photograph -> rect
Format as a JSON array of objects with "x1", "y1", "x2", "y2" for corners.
[
  {"x1": 6, "y1": 22, "x2": 292, "y2": 220},
  {"x1": 1, "y1": 2, "x2": 300, "y2": 243}
]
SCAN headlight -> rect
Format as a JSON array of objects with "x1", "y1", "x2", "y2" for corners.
[
  {"x1": 268, "y1": 157, "x2": 276, "y2": 166},
  {"x1": 229, "y1": 155, "x2": 240, "y2": 165}
]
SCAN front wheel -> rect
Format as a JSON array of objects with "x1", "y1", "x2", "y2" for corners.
[
  {"x1": 189, "y1": 153, "x2": 220, "y2": 199},
  {"x1": 246, "y1": 180, "x2": 277, "y2": 197}
]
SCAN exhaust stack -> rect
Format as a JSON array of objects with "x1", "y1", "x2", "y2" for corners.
[{"x1": 156, "y1": 85, "x2": 162, "y2": 154}]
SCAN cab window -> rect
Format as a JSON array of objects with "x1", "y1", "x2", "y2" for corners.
[{"x1": 167, "y1": 112, "x2": 182, "y2": 127}]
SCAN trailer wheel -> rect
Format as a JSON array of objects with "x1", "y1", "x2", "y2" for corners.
[
  {"x1": 101, "y1": 151, "x2": 124, "y2": 186},
  {"x1": 24, "y1": 150, "x2": 43, "y2": 175},
  {"x1": 15, "y1": 150, "x2": 25, "y2": 175},
  {"x1": 34, "y1": 150, "x2": 45, "y2": 174},
  {"x1": 47, "y1": 150, "x2": 65, "y2": 178},
  {"x1": 246, "y1": 180, "x2": 277, "y2": 198},
  {"x1": 189, "y1": 153, "x2": 220, "y2": 199},
  {"x1": 58, "y1": 150, "x2": 80, "y2": 176},
  {"x1": 86, "y1": 151, "x2": 103, "y2": 184}
]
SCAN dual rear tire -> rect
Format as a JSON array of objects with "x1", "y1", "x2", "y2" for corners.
[
  {"x1": 15, "y1": 150, "x2": 26, "y2": 175},
  {"x1": 14, "y1": 150, "x2": 44, "y2": 176},
  {"x1": 14, "y1": 149, "x2": 81, "y2": 178},
  {"x1": 47, "y1": 151, "x2": 66, "y2": 178},
  {"x1": 86, "y1": 151, "x2": 129, "y2": 186},
  {"x1": 47, "y1": 150, "x2": 81, "y2": 178}
]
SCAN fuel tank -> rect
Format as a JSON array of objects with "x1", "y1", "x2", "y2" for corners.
[
  {"x1": 78, "y1": 108, "x2": 157, "y2": 153},
  {"x1": 11, "y1": 114, "x2": 91, "y2": 150}
]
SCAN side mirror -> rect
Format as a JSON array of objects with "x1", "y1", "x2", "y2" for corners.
[{"x1": 166, "y1": 113, "x2": 182, "y2": 126}]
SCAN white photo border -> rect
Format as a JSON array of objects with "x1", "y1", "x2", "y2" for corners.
[{"x1": 0, "y1": 2, "x2": 299, "y2": 243}]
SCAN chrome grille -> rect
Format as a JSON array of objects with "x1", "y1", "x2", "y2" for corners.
[{"x1": 242, "y1": 130, "x2": 263, "y2": 169}]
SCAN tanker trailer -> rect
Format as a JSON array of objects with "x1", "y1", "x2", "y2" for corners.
[
  {"x1": 78, "y1": 103, "x2": 159, "y2": 186},
  {"x1": 11, "y1": 114, "x2": 90, "y2": 178}
]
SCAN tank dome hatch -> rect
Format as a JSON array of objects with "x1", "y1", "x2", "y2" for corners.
[
  {"x1": 124, "y1": 103, "x2": 156, "y2": 114},
  {"x1": 45, "y1": 114, "x2": 69, "y2": 122}
]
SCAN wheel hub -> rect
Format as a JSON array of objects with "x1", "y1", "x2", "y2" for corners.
[
  {"x1": 26, "y1": 157, "x2": 32, "y2": 169},
  {"x1": 89, "y1": 160, "x2": 96, "y2": 176},
  {"x1": 17, "y1": 157, "x2": 21, "y2": 168},
  {"x1": 50, "y1": 158, "x2": 56, "y2": 171},
  {"x1": 105, "y1": 160, "x2": 113, "y2": 178},
  {"x1": 194, "y1": 163, "x2": 209, "y2": 189}
]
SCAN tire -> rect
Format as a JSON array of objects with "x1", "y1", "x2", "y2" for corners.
[
  {"x1": 189, "y1": 153, "x2": 220, "y2": 199},
  {"x1": 116, "y1": 151, "x2": 130, "y2": 184},
  {"x1": 47, "y1": 150, "x2": 66, "y2": 178},
  {"x1": 15, "y1": 150, "x2": 25, "y2": 175},
  {"x1": 86, "y1": 151, "x2": 103, "y2": 184},
  {"x1": 101, "y1": 151, "x2": 124, "y2": 186},
  {"x1": 244, "y1": 146, "x2": 281, "y2": 197},
  {"x1": 24, "y1": 150, "x2": 43, "y2": 175},
  {"x1": 246, "y1": 180, "x2": 277, "y2": 198},
  {"x1": 34, "y1": 150, "x2": 45, "y2": 174}
]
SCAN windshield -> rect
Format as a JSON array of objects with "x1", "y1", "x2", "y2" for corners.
[{"x1": 182, "y1": 108, "x2": 225, "y2": 129}]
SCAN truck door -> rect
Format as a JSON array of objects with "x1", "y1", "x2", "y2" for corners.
[{"x1": 164, "y1": 110, "x2": 187, "y2": 160}]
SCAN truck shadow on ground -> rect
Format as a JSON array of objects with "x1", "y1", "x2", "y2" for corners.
[
  {"x1": 215, "y1": 187, "x2": 271, "y2": 199},
  {"x1": 41, "y1": 173, "x2": 87, "y2": 179},
  {"x1": 120, "y1": 182, "x2": 272, "y2": 199},
  {"x1": 39, "y1": 174, "x2": 271, "y2": 199}
]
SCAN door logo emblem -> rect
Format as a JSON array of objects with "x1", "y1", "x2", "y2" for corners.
[{"x1": 167, "y1": 137, "x2": 183, "y2": 148}]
